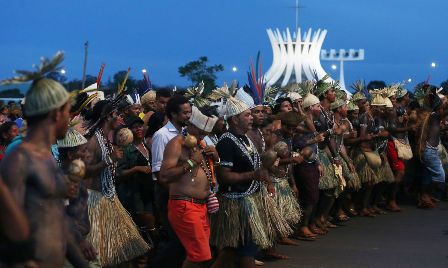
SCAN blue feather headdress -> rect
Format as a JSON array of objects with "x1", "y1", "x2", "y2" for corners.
[{"x1": 247, "y1": 51, "x2": 266, "y2": 106}]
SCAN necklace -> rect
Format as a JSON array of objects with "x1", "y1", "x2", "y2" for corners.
[
  {"x1": 95, "y1": 129, "x2": 117, "y2": 200},
  {"x1": 239, "y1": 136, "x2": 254, "y2": 155},
  {"x1": 257, "y1": 129, "x2": 266, "y2": 152},
  {"x1": 136, "y1": 142, "x2": 150, "y2": 166}
]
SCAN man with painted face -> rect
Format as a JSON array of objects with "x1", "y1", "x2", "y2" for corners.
[
  {"x1": 160, "y1": 106, "x2": 219, "y2": 268},
  {"x1": 0, "y1": 52, "x2": 73, "y2": 267},
  {"x1": 84, "y1": 99, "x2": 149, "y2": 267}
]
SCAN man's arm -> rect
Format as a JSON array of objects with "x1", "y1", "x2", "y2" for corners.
[
  {"x1": 0, "y1": 177, "x2": 29, "y2": 241},
  {"x1": 217, "y1": 166, "x2": 255, "y2": 185},
  {"x1": 0, "y1": 148, "x2": 30, "y2": 242},
  {"x1": 159, "y1": 137, "x2": 191, "y2": 184}
]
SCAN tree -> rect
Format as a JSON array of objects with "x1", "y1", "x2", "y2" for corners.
[
  {"x1": 108, "y1": 70, "x2": 138, "y2": 93},
  {"x1": 366, "y1": 80, "x2": 386, "y2": 90},
  {"x1": 64, "y1": 75, "x2": 96, "y2": 91},
  {"x1": 178, "y1": 56, "x2": 224, "y2": 93}
]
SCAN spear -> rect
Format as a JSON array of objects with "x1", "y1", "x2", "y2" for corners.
[
  {"x1": 118, "y1": 67, "x2": 131, "y2": 95},
  {"x1": 81, "y1": 41, "x2": 89, "y2": 90}
]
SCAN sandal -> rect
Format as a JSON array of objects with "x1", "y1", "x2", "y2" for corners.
[{"x1": 310, "y1": 226, "x2": 326, "y2": 235}]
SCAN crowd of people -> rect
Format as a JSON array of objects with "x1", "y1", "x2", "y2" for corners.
[{"x1": 0, "y1": 52, "x2": 447, "y2": 268}]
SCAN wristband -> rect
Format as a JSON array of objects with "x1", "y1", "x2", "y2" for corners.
[{"x1": 187, "y1": 159, "x2": 195, "y2": 168}]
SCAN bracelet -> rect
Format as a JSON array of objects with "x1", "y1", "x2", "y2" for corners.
[{"x1": 187, "y1": 159, "x2": 195, "y2": 168}]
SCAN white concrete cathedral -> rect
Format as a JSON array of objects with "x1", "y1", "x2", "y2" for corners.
[{"x1": 264, "y1": 27, "x2": 332, "y2": 88}]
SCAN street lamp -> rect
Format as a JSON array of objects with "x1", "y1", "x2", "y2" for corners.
[
  {"x1": 407, "y1": 78, "x2": 412, "y2": 83},
  {"x1": 60, "y1": 69, "x2": 66, "y2": 75},
  {"x1": 142, "y1": 69, "x2": 147, "y2": 73},
  {"x1": 431, "y1": 62, "x2": 437, "y2": 68},
  {"x1": 331, "y1": 64, "x2": 337, "y2": 70},
  {"x1": 232, "y1": 66, "x2": 238, "y2": 72}
]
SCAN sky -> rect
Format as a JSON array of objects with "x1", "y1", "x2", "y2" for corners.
[{"x1": 1, "y1": 0, "x2": 447, "y2": 91}]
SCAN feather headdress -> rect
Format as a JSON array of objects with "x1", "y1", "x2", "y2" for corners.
[
  {"x1": 312, "y1": 70, "x2": 332, "y2": 97},
  {"x1": 208, "y1": 81, "x2": 249, "y2": 118},
  {"x1": 350, "y1": 80, "x2": 367, "y2": 102},
  {"x1": 1, "y1": 51, "x2": 70, "y2": 116},
  {"x1": 184, "y1": 81, "x2": 211, "y2": 108},
  {"x1": 247, "y1": 52, "x2": 266, "y2": 106}
]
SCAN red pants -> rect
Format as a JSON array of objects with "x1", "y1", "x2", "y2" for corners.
[
  {"x1": 168, "y1": 199, "x2": 211, "y2": 262},
  {"x1": 387, "y1": 139, "x2": 405, "y2": 172}
]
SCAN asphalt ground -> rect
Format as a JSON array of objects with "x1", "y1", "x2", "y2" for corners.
[{"x1": 264, "y1": 202, "x2": 448, "y2": 268}]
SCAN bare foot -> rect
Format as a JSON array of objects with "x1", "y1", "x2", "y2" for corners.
[
  {"x1": 265, "y1": 249, "x2": 289, "y2": 260},
  {"x1": 278, "y1": 237, "x2": 299, "y2": 246},
  {"x1": 386, "y1": 201, "x2": 402, "y2": 212}
]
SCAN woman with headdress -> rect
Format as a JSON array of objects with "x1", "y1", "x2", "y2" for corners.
[
  {"x1": 368, "y1": 92, "x2": 396, "y2": 214},
  {"x1": 350, "y1": 83, "x2": 381, "y2": 217},
  {"x1": 385, "y1": 86, "x2": 412, "y2": 212},
  {"x1": 292, "y1": 93, "x2": 325, "y2": 240},
  {"x1": 311, "y1": 76, "x2": 344, "y2": 232},
  {"x1": 83, "y1": 96, "x2": 150, "y2": 266},
  {"x1": 343, "y1": 101, "x2": 363, "y2": 215},
  {"x1": 329, "y1": 99, "x2": 361, "y2": 222}
]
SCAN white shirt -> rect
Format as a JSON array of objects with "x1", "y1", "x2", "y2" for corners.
[{"x1": 151, "y1": 121, "x2": 180, "y2": 178}]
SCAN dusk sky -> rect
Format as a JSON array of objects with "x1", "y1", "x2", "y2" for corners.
[{"x1": 1, "y1": 0, "x2": 447, "y2": 91}]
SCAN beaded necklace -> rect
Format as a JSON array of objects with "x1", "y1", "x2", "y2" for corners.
[
  {"x1": 219, "y1": 132, "x2": 261, "y2": 199},
  {"x1": 95, "y1": 129, "x2": 117, "y2": 199}
]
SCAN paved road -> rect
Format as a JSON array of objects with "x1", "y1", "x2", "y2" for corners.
[{"x1": 265, "y1": 202, "x2": 448, "y2": 268}]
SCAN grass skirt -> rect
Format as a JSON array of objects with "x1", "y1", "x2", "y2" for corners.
[
  {"x1": 351, "y1": 148, "x2": 378, "y2": 184},
  {"x1": 318, "y1": 149, "x2": 339, "y2": 190},
  {"x1": 87, "y1": 190, "x2": 150, "y2": 267},
  {"x1": 341, "y1": 158, "x2": 362, "y2": 191},
  {"x1": 272, "y1": 178, "x2": 302, "y2": 227},
  {"x1": 210, "y1": 187, "x2": 292, "y2": 250},
  {"x1": 374, "y1": 156, "x2": 396, "y2": 184}
]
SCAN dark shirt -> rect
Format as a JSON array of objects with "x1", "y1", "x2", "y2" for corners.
[
  {"x1": 216, "y1": 131, "x2": 258, "y2": 193},
  {"x1": 117, "y1": 143, "x2": 153, "y2": 214}
]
